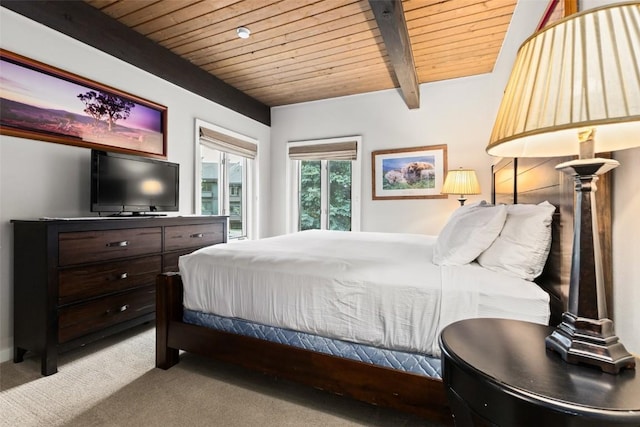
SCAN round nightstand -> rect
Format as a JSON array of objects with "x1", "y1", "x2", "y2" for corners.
[{"x1": 439, "y1": 318, "x2": 640, "y2": 427}]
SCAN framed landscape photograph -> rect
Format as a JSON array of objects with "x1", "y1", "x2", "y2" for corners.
[
  {"x1": 0, "y1": 49, "x2": 167, "y2": 158},
  {"x1": 372, "y1": 144, "x2": 448, "y2": 200}
]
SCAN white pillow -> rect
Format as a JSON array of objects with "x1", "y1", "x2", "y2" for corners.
[
  {"x1": 477, "y1": 201, "x2": 556, "y2": 281},
  {"x1": 433, "y1": 201, "x2": 507, "y2": 266}
]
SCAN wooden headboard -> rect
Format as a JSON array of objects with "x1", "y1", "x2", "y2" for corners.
[{"x1": 491, "y1": 156, "x2": 613, "y2": 326}]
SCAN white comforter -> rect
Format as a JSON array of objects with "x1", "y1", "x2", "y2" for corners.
[{"x1": 179, "y1": 230, "x2": 550, "y2": 357}]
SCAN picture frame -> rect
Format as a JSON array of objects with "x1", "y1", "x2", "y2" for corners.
[
  {"x1": 371, "y1": 144, "x2": 448, "y2": 200},
  {"x1": 0, "y1": 49, "x2": 167, "y2": 159},
  {"x1": 536, "y1": 0, "x2": 578, "y2": 31}
]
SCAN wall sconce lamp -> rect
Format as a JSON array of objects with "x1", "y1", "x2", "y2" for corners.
[
  {"x1": 487, "y1": 3, "x2": 639, "y2": 373},
  {"x1": 441, "y1": 168, "x2": 481, "y2": 206}
]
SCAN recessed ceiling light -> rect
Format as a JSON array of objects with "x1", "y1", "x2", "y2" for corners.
[{"x1": 236, "y1": 27, "x2": 251, "y2": 39}]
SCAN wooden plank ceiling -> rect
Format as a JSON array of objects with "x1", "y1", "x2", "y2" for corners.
[{"x1": 85, "y1": 0, "x2": 517, "y2": 108}]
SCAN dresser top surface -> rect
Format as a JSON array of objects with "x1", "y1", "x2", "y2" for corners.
[{"x1": 12, "y1": 215, "x2": 226, "y2": 223}]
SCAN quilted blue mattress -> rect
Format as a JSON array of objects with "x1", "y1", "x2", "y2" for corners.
[{"x1": 183, "y1": 309, "x2": 442, "y2": 379}]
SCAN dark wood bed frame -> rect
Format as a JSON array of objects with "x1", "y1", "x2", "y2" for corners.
[{"x1": 155, "y1": 157, "x2": 611, "y2": 425}]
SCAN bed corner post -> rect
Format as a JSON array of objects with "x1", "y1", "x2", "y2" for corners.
[{"x1": 156, "y1": 272, "x2": 183, "y2": 369}]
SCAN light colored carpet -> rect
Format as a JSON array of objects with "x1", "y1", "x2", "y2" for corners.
[{"x1": 0, "y1": 325, "x2": 447, "y2": 426}]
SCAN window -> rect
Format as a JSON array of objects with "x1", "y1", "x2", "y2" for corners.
[
  {"x1": 195, "y1": 120, "x2": 257, "y2": 240},
  {"x1": 287, "y1": 137, "x2": 361, "y2": 232}
]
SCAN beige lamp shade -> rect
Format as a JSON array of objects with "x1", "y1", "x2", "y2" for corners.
[
  {"x1": 441, "y1": 169, "x2": 481, "y2": 196},
  {"x1": 487, "y1": 2, "x2": 639, "y2": 373},
  {"x1": 487, "y1": 2, "x2": 640, "y2": 158}
]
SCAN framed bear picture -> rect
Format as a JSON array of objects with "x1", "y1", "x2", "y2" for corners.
[{"x1": 371, "y1": 144, "x2": 448, "y2": 200}]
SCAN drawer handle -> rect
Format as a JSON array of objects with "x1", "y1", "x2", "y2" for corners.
[
  {"x1": 118, "y1": 272, "x2": 128, "y2": 280},
  {"x1": 106, "y1": 304, "x2": 129, "y2": 315},
  {"x1": 107, "y1": 240, "x2": 129, "y2": 247},
  {"x1": 190, "y1": 233, "x2": 204, "y2": 238}
]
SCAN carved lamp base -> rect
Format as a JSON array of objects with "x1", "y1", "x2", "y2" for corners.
[
  {"x1": 546, "y1": 313, "x2": 636, "y2": 374},
  {"x1": 545, "y1": 150, "x2": 635, "y2": 375}
]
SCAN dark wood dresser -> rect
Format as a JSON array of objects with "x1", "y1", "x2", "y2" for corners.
[
  {"x1": 440, "y1": 318, "x2": 640, "y2": 427},
  {"x1": 11, "y1": 216, "x2": 227, "y2": 375}
]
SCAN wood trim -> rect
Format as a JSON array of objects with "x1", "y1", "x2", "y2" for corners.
[
  {"x1": 536, "y1": 0, "x2": 578, "y2": 31},
  {"x1": 369, "y1": 0, "x2": 420, "y2": 109},
  {"x1": 2, "y1": 1, "x2": 270, "y2": 126},
  {"x1": 564, "y1": 0, "x2": 578, "y2": 16}
]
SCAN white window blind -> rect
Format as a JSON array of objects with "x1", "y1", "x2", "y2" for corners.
[
  {"x1": 288, "y1": 141, "x2": 357, "y2": 161},
  {"x1": 199, "y1": 127, "x2": 257, "y2": 159}
]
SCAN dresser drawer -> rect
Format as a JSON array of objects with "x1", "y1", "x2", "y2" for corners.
[
  {"x1": 164, "y1": 222, "x2": 225, "y2": 252},
  {"x1": 58, "y1": 286, "x2": 155, "y2": 343},
  {"x1": 58, "y1": 227, "x2": 162, "y2": 266},
  {"x1": 58, "y1": 255, "x2": 161, "y2": 305}
]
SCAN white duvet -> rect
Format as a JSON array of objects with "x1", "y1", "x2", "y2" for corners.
[{"x1": 179, "y1": 230, "x2": 550, "y2": 357}]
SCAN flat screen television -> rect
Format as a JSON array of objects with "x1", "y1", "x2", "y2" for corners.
[{"x1": 90, "y1": 150, "x2": 179, "y2": 215}]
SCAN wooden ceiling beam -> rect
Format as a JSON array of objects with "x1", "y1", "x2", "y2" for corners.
[
  {"x1": 368, "y1": 0, "x2": 420, "y2": 109},
  {"x1": 2, "y1": 1, "x2": 271, "y2": 125}
]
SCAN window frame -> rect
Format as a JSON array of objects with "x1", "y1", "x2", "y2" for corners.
[
  {"x1": 286, "y1": 136, "x2": 361, "y2": 233},
  {"x1": 195, "y1": 119, "x2": 258, "y2": 240}
]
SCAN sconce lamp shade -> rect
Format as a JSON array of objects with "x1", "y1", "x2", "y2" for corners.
[
  {"x1": 442, "y1": 168, "x2": 480, "y2": 205},
  {"x1": 487, "y1": 2, "x2": 640, "y2": 158}
]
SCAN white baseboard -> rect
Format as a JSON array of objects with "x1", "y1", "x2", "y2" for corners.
[{"x1": 0, "y1": 347, "x2": 13, "y2": 364}]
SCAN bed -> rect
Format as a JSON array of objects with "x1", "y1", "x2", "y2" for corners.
[{"x1": 156, "y1": 157, "x2": 612, "y2": 424}]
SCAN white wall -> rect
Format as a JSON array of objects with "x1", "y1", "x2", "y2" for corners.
[
  {"x1": 271, "y1": 75, "x2": 497, "y2": 236},
  {"x1": 271, "y1": 0, "x2": 639, "y2": 354},
  {"x1": 612, "y1": 148, "x2": 640, "y2": 355},
  {"x1": 0, "y1": 8, "x2": 271, "y2": 363}
]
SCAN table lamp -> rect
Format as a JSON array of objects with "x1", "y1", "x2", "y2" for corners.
[
  {"x1": 487, "y1": 2, "x2": 639, "y2": 373},
  {"x1": 441, "y1": 168, "x2": 481, "y2": 206}
]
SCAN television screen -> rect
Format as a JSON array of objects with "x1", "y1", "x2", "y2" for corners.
[{"x1": 91, "y1": 150, "x2": 179, "y2": 215}]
